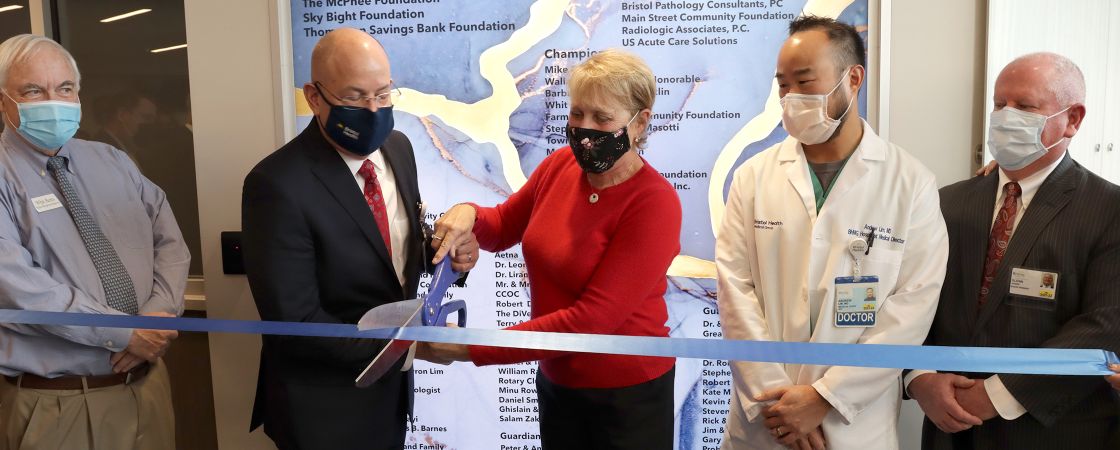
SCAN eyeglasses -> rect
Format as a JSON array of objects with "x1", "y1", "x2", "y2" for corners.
[{"x1": 314, "y1": 81, "x2": 400, "y2": 108}]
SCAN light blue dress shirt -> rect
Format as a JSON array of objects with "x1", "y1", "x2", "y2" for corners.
[{"x1": 0, "y1": 127, "x2": 190, "y2": 377}]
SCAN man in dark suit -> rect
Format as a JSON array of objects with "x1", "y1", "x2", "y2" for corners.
[
  {"x1": 242, "y1": 28, "x2": 478, "y2": 450},
  {"x1": 907, "y1": 52, "x2": 1120, "y2": 449}
]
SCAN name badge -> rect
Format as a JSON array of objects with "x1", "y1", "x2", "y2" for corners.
[
  {"x1": 31, "y1": 194, "x2": 62, "y2": 213},
  {"x1": 835, "y1": 276, "x2": 879, "y2": 327},
  {"x1": 1009, "y1": 268, "x2": 1058, "y2": 301}
]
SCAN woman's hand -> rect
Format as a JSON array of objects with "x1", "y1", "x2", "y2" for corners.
[
  {"x1": 976, "y1": 160, "x2": 998, "y2": 177},
  {"x1": 416, "y1": 324, "x2": 471, "y2": 364},
  {"x1": 432, "y1": 204, "x2": 478, "y2": 267},
  {"x1": 1107, "y1": 364, "x2": 1120, "y2": 391}
]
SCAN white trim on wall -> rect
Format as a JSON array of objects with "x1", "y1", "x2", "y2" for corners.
[
  {"x1": 871, "y1": 0, "x2": 892, "y2": 139},
  {"x1": 27, "y1": 0, "x2": 51, "y2": 37},
  {"x1": 270, "y1": 0, "x2": 297, "y2": 145}
]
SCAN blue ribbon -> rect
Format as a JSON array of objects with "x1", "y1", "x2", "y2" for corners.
[{"x1": 0, "y1": 309, "x2": 1115, "y2": 376}]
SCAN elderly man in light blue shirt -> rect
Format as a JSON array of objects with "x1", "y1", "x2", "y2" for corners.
[{"x1": 0, "y1": 34, "x2": 189, "y2": 450}]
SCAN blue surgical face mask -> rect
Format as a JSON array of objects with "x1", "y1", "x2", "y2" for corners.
[
  {"x1": 3, "y1": 91, "x2": 81, "y2": 150},
  {"x1": 987, "y1": 106, "x2": 1070, "y2": 170},
  {"x1": 314, "y1": 83, "x2": 394, "y2": 156}
]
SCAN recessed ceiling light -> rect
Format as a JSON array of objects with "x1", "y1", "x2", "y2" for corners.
[
  {"x1": 0, "y1": 5, "x2": 25, "y2": 13},
  {"x1": 151, "y1": 44, "x2": 187, "y2": 53},
  {"x1": 100, "y1": 8, "x2": 151, "y2": 23}
]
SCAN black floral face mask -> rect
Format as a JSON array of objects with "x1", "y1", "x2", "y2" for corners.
[{"x1": 566, "y1": 112, "x2": 638, "y2": 174}]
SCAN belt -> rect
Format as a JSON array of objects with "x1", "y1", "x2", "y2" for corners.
[{"x1": 5, "y1": 363, "x2": 151, "y2": 390}]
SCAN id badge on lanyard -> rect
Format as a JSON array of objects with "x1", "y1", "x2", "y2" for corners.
[{"x1": 835, "y1": 229, "x2": 879, "y2": 328}]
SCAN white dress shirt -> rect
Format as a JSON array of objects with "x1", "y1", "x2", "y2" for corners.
[
  {"x1": 905, "y1": 155, "x2": 1064, "y2": 420},
  {"x1": 336, "y1": 148, "x2": 410, "y2": 287}
]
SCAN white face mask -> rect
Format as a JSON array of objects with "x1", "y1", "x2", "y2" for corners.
[
  {"x1": 987, "y1": 106, "x2": 1069, "y2": 171},
  {"x1": 780, "y1": 68, "x2": 857, "y2": 145}
]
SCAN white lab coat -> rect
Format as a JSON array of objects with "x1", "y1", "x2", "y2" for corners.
[{"x1": 717, "y1": 121, "x2": 948, "y2": 450}]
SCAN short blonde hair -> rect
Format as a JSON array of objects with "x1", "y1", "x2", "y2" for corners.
[{"x1": 569, "y1": 49, "x2": 656, "y2": 148}]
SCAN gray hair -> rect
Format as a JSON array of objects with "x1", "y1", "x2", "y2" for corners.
[
  {"x1": 0, "y1": 34, "x2": 81, "y2": 89},
  {"x1": 1008, "y1": 52, "x2": 1086, "y2": 107}
]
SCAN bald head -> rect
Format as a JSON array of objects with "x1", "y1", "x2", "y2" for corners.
[
  {"x1": 997, "y1": 52, "x2": 1085, "y2": 108},
  {"x1": 310, "y1": 28, "x2": 389, "y2": 86},
  {"x1": 991, "y1": 51, "x2": 1088, "y2": 177},
  {"x1": 304, "y1": 28, "x2": 394, "y2": 145}
]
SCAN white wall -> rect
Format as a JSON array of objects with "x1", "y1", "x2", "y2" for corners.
[
  {"x1": 185, "y1": 1, "x2": 281, "y2": 449},
  {"x1": 888, "y1": 1, "x2": 986, "y2": 448},
  {"x1": 889, "y1": 0, "x2": 986, "y2": 186},
  {"x1": 185, "y1": 1, "x2": 987, "y2": 448}
]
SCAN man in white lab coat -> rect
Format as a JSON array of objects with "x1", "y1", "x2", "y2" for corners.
[{"x1": 717, "y1": 16, "x2": 948, "y2": 450}]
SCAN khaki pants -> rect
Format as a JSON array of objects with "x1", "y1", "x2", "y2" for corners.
[{"x1": 0, "y1": 359, "x2": 175, "y2": 450}]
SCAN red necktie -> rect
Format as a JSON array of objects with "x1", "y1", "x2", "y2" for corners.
[
  {"x1": 978, "y1": 181, "x2": 1021, "y2": 308},
  {"x1": 358, "y1": 160, "x2": 392, "y2": 256}
]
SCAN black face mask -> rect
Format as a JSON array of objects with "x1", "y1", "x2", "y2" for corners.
[
  {"x1": 565, "y1": 113, "x2": 639, "y2": 174},
  {"x1": 315, "y1": 83, "x2": 394, "y2": 156}
]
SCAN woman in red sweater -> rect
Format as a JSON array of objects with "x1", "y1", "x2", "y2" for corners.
[{"x1": 420, "y1": 49, "x2": 682, "y2": 450}]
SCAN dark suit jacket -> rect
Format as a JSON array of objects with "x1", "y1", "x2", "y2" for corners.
[
  {"x1": 925, "y1": 154, "x2": 1120, "y2": 449},
  {"x1": 242, "y1": 122, "x2": 429, "y2": 450}
]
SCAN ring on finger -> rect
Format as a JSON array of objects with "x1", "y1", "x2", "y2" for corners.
[
  {"x1": 433, "y1": 235, "x2": 444, "y2": 241},
  {"x1": 467, "y1": 254, "x2": 473, "y2": 262}
]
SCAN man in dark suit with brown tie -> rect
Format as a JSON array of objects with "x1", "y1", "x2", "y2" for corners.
[
  {"x1": 908, "y1": 52, "x2": 1120, "y2": 449},
  {"x1": 241, "y1": 29, "x2": 478, "y2": 450}
]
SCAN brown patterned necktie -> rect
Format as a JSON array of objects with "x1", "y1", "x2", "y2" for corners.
[{"x1": 978, "y1": 181, "x2": 1021, "y2": 309}]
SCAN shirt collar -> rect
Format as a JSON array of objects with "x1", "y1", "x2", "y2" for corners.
[
  {"x1": 0, "y1": 126, "x2": 76, "y2": 174},
  {"x1": 996, "y1": 154, "x2": 1064, "y2": 209},
  {"x1": 335, "y1": 147, "x2": 387, "y2": 177}
]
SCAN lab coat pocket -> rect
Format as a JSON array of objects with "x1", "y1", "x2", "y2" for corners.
[
  {"x1": 863, "y1": 247, "x2": 903, "y2": 267},
  {"x1": 861, "y1": 247, "x2": 904, "y2": 294}
]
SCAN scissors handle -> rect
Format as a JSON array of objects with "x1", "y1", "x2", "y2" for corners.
[
  {"x1": 436, "y1": 300, "x2": 467, "y2": 327},
  {"x1": 421, "y1": 259, "x2": 461, "y2": 326}
]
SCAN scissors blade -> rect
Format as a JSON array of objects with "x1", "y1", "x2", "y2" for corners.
[
  {"x1": 355, "y1": 338, "x2": 415, "y2": 387},
  {"x1": 357, "y1": 299, "x2": 423, "y2": 330},
  {"x1": 355, "y1": 300, "x2": 424, "y2": 387},
  {"x1": 355, "y1": 259, "x2": 459, "y2": 386}
]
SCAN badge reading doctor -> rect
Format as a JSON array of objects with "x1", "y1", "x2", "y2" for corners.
[{"x1": 835, "y1": 276, "x2": 879, "y2": 327}]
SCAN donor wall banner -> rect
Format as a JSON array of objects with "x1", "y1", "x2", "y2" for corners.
[{"x1": 287, "y1": 0, "x2": 874, "y2": 448}]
